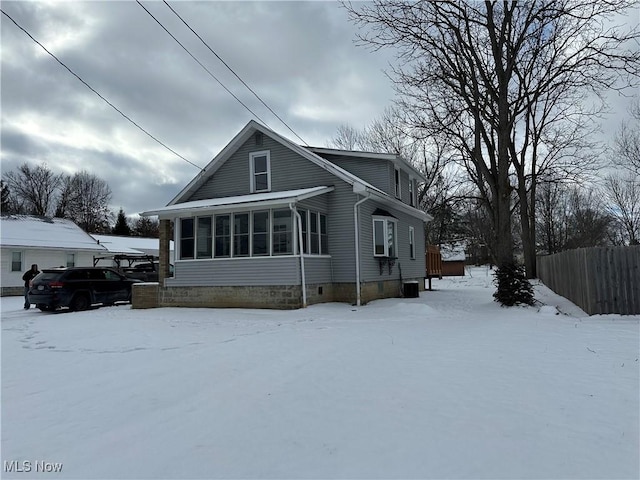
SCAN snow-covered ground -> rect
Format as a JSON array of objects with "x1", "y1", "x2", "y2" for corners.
[{"x1": 2, "y1": 267, "x2": 638, "y2": 479}]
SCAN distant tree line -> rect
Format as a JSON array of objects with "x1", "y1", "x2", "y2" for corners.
[{"x1": 1, "y1": 162, "x2": 159, "y2": 237}]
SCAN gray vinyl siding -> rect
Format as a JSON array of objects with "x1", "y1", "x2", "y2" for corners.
[
  {"x1": 172, "y1": 133, "x2": 361, "y2": 286},
  {"x1": 315, "y1": 154, "x2": 392, "y2": 195},
  {"x1": 170, "y1": 132, "x2": 426, "y2": 289},
  {"x1": 188, "y1": 135, "x2": 340, "y2": 200},
  {"x1": 358, "y1": 201, "x2": 426, "y2": 283},
  {"x1": 167, "y1": 255, "x2": 332, "y2": 287},
  {"x1": 167, "y1": 257, "x2": 300, "y2": 286},
  {"x1": 302, "y1": 256, "x2": 332, "y2": 284}
]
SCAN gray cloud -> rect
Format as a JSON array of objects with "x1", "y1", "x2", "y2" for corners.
[{"x1": 1, "y1": 1, "x2": 632, "y2": 219}]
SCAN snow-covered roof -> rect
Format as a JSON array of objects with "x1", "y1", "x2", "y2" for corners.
[
  {"x1": 90, "y1": 234, "x2": 173, "y2": 255},
  {"x1": 0, "y1": 215, "x2": 107, "y2": 252},
  {"x1": 142, "y1": 186, "x2": 334, "y2": 217}
]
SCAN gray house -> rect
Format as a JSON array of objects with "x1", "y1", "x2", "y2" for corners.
[{"x1": 140, "y1": 120, "x2": 431, "y2": 309}]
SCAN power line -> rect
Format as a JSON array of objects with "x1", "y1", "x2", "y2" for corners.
[
  {"x1": 1, "y1": 8, "x2": 204, "y2": 172},
  {"x1": 163, "y1": 0, "x2": 309, "y2": 146},
  {"x1": 136, "y1": 0, "x2": 273, "y2": 130}
]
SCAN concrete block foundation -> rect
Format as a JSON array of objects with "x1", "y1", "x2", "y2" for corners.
[{"x1": 131, "y1": 278, "x2": 425, "y2": 310}]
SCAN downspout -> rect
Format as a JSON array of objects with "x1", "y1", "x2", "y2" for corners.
[
  {"x1": 353, "y1": 191, "x2": 371, "y2": 306},
  {"x1": 289, "y1": 204, "x2": 307, "y2": 308}
]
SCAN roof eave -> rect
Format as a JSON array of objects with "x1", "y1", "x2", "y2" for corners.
[
  {"x1": 364, "y1": 187, "x2": 432, "y2": 223},
  {"x1": 143, "y1": 186, "x2": 335, "y2": 218}
]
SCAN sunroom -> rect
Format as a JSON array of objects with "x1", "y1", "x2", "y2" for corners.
[{"x1": 141, "y1": 186, "x2": 334, "y2": 308}]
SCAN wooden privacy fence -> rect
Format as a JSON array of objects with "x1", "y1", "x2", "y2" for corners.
[
  {"x1": 425, "y1": 245, "x2": 442, "y2": 290},
  {"x1": 537, "y1": 246, "x2": 640, "y2": 315}
]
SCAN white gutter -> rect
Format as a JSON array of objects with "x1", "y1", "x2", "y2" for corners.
[
  {"x1": 290, "y1": 203, "x2": 307, "y2": 308},
  {"x1": 353, "y1": 184, "x2": 371, "y2": 307}
]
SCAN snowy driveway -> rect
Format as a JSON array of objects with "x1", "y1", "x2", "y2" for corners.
[{"x1": 2, "y1": 270, "x2": 638, "y2": 479}]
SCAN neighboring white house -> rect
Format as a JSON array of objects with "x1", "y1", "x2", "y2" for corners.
[{"x1": 1, "y1": 215, "x2": 108, "y2": 295}]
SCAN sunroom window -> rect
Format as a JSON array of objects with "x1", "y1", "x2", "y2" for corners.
[
  {"x1": 234, "y1": 213, "x2": 250, "y2": 257},
  {"x1": 180, "y1": 218, "x2": 194, "y2": 259},
  {"x1": 215, "y1": 214, "x2": 231, "y2": 258},
  {"x1": 196, "y1": 216, "x2": 212, "y2": 258},
  {"x1": 272, "y1": 209, "x2": 292, "y2": 255},
  {"x1": 252, "y1": 211, "x2": 270, "y2": 256}
]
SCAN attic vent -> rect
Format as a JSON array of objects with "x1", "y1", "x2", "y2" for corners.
[{"x1": 255, "y1": 132, "x2": 263, "y2": 146}]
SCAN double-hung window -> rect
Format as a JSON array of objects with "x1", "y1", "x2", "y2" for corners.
[
  {"x1": 66, "y1": 253, "x2": 76, "y2": 267},
  {"x1": 373, "y1": 217, "x2": 398, "y2": 258},
  {"x1": 409, "y1": 226, "x2": 415, "y2": 259},
  {"x1": 250, "y1": 151, "x2": 271, "y2": 193},
  {"x1": 409, "y1": 178, "x2": 415, "y2": 206},
  {"x1": 11, "y1": 251, "x2": 22, "y2": 272}
]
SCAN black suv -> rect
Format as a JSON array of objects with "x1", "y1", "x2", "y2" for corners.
[{"x1": 28, "y1": 267, "x2": 141, "y2": 312}]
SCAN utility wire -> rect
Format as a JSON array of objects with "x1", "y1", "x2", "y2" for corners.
[
  {"x1": 1, "y1": 8, "x2": 204, "y2": 172},
  {"x1": 136, "y1": 0, "x2": 273, "y2": 130},
  {"x1": 163, "y1": 0, "x2": 309, "y2": 146}
]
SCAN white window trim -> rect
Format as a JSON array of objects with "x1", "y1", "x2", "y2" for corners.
[
  {"x1": 250, "y1": 150, "x2": 271, "y2": 193},
  {"x1": 372, "y1": 216, "x2": 398, "y2": 258},
  {"x1": 394, "y1": 167, "x2": 401, "y2": 199},
  {"x1": 409, "y1": 226, "x2": 415, "y2": 260},
  {"x1": 11, "y1": 251, "x2": 23, "y2": 272}
]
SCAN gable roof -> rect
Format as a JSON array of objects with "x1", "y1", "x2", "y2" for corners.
[
  {"x1": 0, "y1": 215, "x2": 107, "y2": 252},
  {"x1": 305, "y1": 146, "x2": 427, "y2": 181},
  {"x1": 163, "y1": 120, "x2": 430, "y2": 222},
  {"x1": 168, "y1": 120, "x2": 385, "y2": 206}
]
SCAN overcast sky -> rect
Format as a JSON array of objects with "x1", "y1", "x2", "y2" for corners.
[{"x1": 1, "y1": 1, "x2": 636, "y2": 218}]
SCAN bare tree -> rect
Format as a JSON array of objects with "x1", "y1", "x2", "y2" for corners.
[
  {"x1": 565, "y1": 188, "x2": 613, "y2": 249},
  {"x1": 328, "y1": 106, "x2": 467, "y2": 245},
  {"x1": 536, "y1": 180, "x2": 571, "y2": 254},
  {"x1": 343, "y1": 0, "x2": 639, "y2": 300},
  {"x1": 57, "y1": 171, "x2": 113, "y2": 233},
  {"x1": 2, "y1": 162, "x2": 62, "y2": 216},
  {"x1": 613, "y1": 97, "x2": 640, "y2": 175},
  {"x1": 603, "y1": 173, "x2": 640, "y2": 245},
  {"x1": 329, "y1": 124, "x2": 366, "y2": 151}
]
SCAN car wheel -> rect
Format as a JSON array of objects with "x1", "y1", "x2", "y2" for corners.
[
  {"x1": 71, "y1": 294, "x2": 90, "y2": 311},
  {"x1": 37, "y1": 304, "x2": 51, "y2": 312}
]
